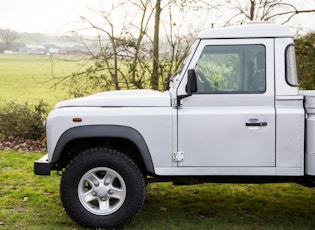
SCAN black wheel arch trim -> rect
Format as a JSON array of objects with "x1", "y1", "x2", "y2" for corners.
[{"x1": 52, "y1": 125, "x2": 155, "y2": 173}]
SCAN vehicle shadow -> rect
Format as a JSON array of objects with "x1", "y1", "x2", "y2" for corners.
[{"x1": 129, "y1": 182, "x2": 315, "y2": 229}]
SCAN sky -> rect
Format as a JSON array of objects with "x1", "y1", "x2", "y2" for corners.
[
  {"x1": 1, "y1": 0, "x2": 315, "y2": 36},
  {"x1": 0, "y1": 0, "x2": 89, "y2": 34}
]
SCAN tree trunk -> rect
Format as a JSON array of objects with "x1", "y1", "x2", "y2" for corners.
[
  {"x1": 249, "y1": 0, "x2": 255, "y2": 21},
  {"x1": 151, "y1": 0, "x2": 161, "y2": 90}
]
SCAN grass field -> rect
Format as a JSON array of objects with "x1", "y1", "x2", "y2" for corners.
[
  {"x1": 0, "y1": 54, "x2": 81, "y2": 107},
  {"x1": 0, "y1": 150, "x2": 314, "y2": 229},
  {"x1": 1, "y1": 54, "x2": 315, "y2": 229}
]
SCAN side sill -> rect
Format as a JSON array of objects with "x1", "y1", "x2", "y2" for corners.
[{"x1": 154, "y1": 167, "x2": 276, "y2": 176}]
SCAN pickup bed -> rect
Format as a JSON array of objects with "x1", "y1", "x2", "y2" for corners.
[{"x1": 34, "y1": 23, "x2": 315, "y2": 229}]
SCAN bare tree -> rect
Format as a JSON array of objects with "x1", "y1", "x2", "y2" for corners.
[
  {"x1": 151, "y1": 0, "x2": 212, "y2": 90},
  {"x1": 158, "y1": 2, "x2": 202, "y2": 90},
  {"x1": 51, "y1": 0, "x2": 315, "y2": 96},
  {"x1": 51, "y1": 0, "x2": 157, "y2": 96},
  {"x1": 50, "y1": 0, "x2": 211, "y2": 95},
  {"x1": 215, "y1": 0, "x2": 315, "y2": 26},
  {"x1": 0, "y1": 29, "x2": 20, "y2": 50}
]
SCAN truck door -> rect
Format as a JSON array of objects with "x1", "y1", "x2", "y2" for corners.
[{"x1": 177, "y1": 39, "x2": 275, "y2": 167}]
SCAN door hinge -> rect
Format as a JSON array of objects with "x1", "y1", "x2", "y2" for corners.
[{"x1": 173, "y1": 152, "x2": 184, "y2": 162}]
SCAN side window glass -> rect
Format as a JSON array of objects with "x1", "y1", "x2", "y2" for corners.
[
  {"x1": 285, "y1": 44, "x2": 298, "y2": 87},
  {"x1": 194, "y1": 45, "x2": 266, "y2": 94}
]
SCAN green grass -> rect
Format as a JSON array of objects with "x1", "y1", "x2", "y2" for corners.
[
  {"x1": 0, "y1": 55, "x2": 314, "y2": 229},
  {"x1": 0, "y1": 151, "x2": 76, "y2": 229},
  {"x1": 0, "y1": 54, "x2": 81, "y2": 107},
  {"x1": 0, "y1": 150, "x2": 314, "y2": 229}
]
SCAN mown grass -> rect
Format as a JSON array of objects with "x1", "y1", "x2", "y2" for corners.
[
  {"x1": 0, "y1": 151, "x2": 73, "y2": 229},
  {"x1": 0, "y1": 150, "x2": 314, "y2": 229},
  {"x1": 0, "y1": 54, "x2": 80, "y2": 107},
  {"x1": 1, "y1": 55, "x2": 315, "y2": 229}
]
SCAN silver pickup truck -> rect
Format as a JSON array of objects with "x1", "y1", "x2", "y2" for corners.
[{"x1": 34, "y1": 23, "x2": 315, "y2": 229}]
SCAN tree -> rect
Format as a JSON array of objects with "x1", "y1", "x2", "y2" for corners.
[
  {"x1": 151, "y1": 0, "x2": 208, "y2": 90},
  {"x1": 50, "y1": 0, "x2": 156, "y2": 96},
  {"x1": 51, "y1": 0, "x2": 205, "y2": 96},
  {"x1": 295, "y1": 33, "x2": 315, "y2": 90},
  {"x1": 214, "y1": 0, "x2": 315, "y2": 26},
  {"x1": 0, "y1": 29, "x2": 20, "y2": 50},
  {"x1": 151, "y1": 0, "x2": 162, "y2": 90},
  {"x1": 51, "y1": 0, "x2": 315, "y2": 96}
]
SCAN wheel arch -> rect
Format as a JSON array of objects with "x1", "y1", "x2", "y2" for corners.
[{"x1": 51, "y1": 125, "x2": 155, "y2": 174}]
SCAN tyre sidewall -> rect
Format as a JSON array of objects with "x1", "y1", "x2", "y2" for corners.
[{"x1": 60, "y1": 148, "x2": 145, "y2": 229}]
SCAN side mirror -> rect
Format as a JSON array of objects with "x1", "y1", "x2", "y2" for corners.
[{"x1": 186, "y1": 69, "x2": 197, "y2": 95}]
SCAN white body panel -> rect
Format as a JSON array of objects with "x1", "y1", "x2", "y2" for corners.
[
  {"x1": 46, "y1": 107, "x2": 173, "y2": 168},
  {"x1": 275, "y1": 96, "x2": 305, "y2": 175},
  {"x1": 55, "y1": 90, "x2": 171, "y2": 108},
  {"x1": 301, "y1": 90, "x2": 315, "y2": 175},
  {"x1": 44, "y1": 24, "x2": 312, "y2": 177},
  {"x1": 177, "y1": 104, "x2": 275, "y2": 167}
]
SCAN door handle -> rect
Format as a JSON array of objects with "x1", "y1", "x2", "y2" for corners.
[{"x1": 246, "y1": 122, "x2": 267, "y2": 127}]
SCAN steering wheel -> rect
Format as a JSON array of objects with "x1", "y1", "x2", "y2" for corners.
[{"x1": 195, "y1": 70, "x2": 213, "y2": 92}]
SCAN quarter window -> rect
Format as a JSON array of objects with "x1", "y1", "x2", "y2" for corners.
[{"x1": 285, "y1": 44, "x2": 299, "y2": 87}]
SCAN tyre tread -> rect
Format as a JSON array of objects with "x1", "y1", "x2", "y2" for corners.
[{"x1": 60, "y1": 147, "x2": 146, "y2": 229}]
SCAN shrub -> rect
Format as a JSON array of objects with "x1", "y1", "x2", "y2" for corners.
[
  {"x1": 295, "y1": 33, "x2": 315, "y2": 90},
  {"x1": 0, "y1": 100, "x2": 48, "y2": 140}
]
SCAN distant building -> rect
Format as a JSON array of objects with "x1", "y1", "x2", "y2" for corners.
[
  {"x1": 3, "y1": 50, "x2": 13, "y2": 54},
  {"x1": 47, "y1": 48, "x2": 59, "y2": 54},
  {"x1": 27, "y1": 45, "x2": 46, "y2": 55}
]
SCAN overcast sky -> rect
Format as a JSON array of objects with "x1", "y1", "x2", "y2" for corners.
[
  {"x1": 1, "y1": 0, "x2": 315, "y2": 35},
  {"x1": 0, "y1": 0, "x2": 89, "y2": 34}
]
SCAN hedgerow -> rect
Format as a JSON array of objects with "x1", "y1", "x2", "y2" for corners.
[{"x1": 0, "y1": 100, "x2": 48, "y2": 140}]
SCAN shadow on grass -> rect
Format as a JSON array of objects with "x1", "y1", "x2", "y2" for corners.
[{"x1": 129, "y1": 183, "x2": 315, "y2": 230}]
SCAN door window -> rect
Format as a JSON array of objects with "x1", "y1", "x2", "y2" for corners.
[{"x1": 194, "y1": 45, "x2": 266, "y2": 94}]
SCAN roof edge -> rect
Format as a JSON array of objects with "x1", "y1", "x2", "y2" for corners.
[{"x1": 198, "y1": 23, "x2": 293, "y2": 39}]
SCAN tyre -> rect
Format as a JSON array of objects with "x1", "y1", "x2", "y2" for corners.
[{"x1": 60, "y1": 148, "x2": 146, "y2": 229}]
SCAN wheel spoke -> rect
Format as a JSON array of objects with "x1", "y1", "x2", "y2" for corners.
[
  {"x1": 99, "y1": 199, "x2": 110, "y2": 212},
  {"x1": 108, "y1": 187, "x2": 125, "y2": 200},
  {"x1": 86, "y1": 173, "x2": 100, "y2": 187},
  {"x1": 103, "y1": 171, "x2": 116, "y2": 185},
  {"x1": 81, "y1": 190, "x2": 96, "y2": 203}
]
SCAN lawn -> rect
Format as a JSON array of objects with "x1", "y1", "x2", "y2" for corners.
[
  {"x1": 0, "y1": 54, "x2": 81, "y2": 107},
  {"x1": 0, "y1": 54, "x2": 314, "y2": 229},
  {"x1": 0, "y1": 150, "x2": 314, "y2": 229}
]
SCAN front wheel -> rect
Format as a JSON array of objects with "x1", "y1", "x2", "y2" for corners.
[{"x1": 60, "y1": 148, "x2": 146, "y2": 229}]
